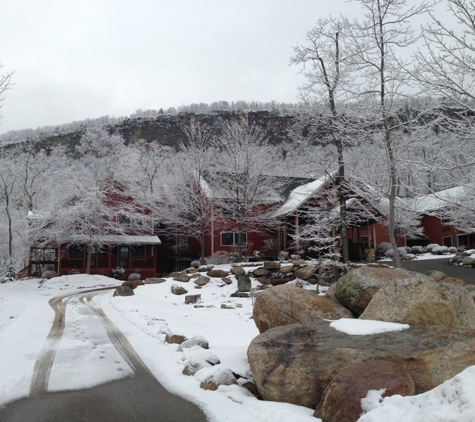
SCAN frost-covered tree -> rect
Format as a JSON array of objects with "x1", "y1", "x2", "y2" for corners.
[
  {"x1": 29, "y1": 128, "x2": 154, "y2": 274},
  {"x1": 0, "y1": 156, "x2": 18, "y2": 261},
  {"x1": 291, "y1": 17, "x2": 358, "y2": 262},
  {"x1": 210, "y1": 120, "x2": 289, "y2": 262},
  {"x1": 345, "y1": 0, "x2": 433, "y2": 267},
  {"x1": 412, "y1": 0, "x2": 475, "y2": 223},
  {"x1": 162, "y1": 122, "x2": 215, "y2": 259}
]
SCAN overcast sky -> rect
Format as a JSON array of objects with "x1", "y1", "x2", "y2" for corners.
[{"x1": 0, "y1": 0, "x2": 444, "y2": 134}]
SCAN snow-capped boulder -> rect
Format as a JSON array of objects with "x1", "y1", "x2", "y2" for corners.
[
  {"x1": 171, "y1": 285, "x2": 188, "y2": 295},
  {"x1": 195, "y1": 365, "x2": 237, "y2": 391},
  {"x1": 177, "y1": 335, "x2": 209, "y2": 351}
]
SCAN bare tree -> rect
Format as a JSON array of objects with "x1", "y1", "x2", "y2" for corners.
[
  {"x1": 0, "y1": 62, "x2": 13, "y2": 124},
  {"x1": 346, "y1": 0, "x2": 433, "y2": 267}
]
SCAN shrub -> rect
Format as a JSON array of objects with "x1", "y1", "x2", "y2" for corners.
[
  {"x1": 278, "y1": 251, "x2": 289, "y2": 261},
  {"x1": 385, "y1": 249, "x2": 395, "y2": 258},
  {"x1": 411, "y1": 246, "x2": 423, "y2": 255},
  {"x1": 128, "y1": 272, "x2": 141, "y2": 281},
  {"x1": 448, "y1": 247, "x2": 458, "y2": 254},
  {"x1": 1, "y1": 259, "x2": 16, "y2": 283},
  {"x1": 208, "y1": 251, "x2": 230, "y2": 265},
  {"x1": 112, "y1": 266, "x2": 125, "y2": 280},
  {"x1": 378, "y1": 242, "x2": 392, "y2": 253},
  {"x1": 431, "y1": 245, "x2": 449, "y2": 255},
  {"x1": 229, "y1": 251, "x2": 240, "y2": 263},
  {"x1": 69, "y1": 269, "x2": 80, "y2": 275},
  {"x1": 190, "y1": 260, "x2": 200, "y2": 269},
  {"x1": 426, "y1": 243, "x2": 440, "y2": 253},
  {"x1": 404, "y1": 246, "x2": 412, "y2": 254},
  {"x1": 384, "y1": 247, "x2": 407, "y2": 258},
  {"x1": 42, "y1": 270, "x2": 58, "y2": 279}
]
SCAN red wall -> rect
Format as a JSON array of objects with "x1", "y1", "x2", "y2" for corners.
[{"x1": 420, "y1": 215, "x2": 457, "y2": 247}]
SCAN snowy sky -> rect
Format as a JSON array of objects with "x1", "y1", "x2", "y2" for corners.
[{"x1": 0, "y1": 0, "x2": 449, "y2": 134}]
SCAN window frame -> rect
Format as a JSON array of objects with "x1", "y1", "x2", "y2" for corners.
[{"x1": 220, "y1": 232, "x2": 247, "y2": 246}]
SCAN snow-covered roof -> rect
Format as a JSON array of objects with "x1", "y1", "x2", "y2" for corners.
[
  {"x1": 61, "y1": 235, "x2": 161, "y2": 245},
  {"x1": 271, "y1": 174, "x2": 331, "y2": 217},
  {"x1": 407, "y1": 185, "x2": 469, "y2": 214}
]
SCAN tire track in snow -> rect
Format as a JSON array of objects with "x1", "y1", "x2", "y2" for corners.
[
  {"x1": 28, "y1": 287, "x2": 115, "y2": 397},
  {"x1": 80, "y1": 293, "x2": 155, "y2": 379}
]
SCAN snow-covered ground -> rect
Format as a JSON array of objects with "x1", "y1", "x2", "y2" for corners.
[{"x1": 1, "y1": 257, "x2": 475, "y2": 421}]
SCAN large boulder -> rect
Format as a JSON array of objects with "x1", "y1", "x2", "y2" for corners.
[
  {"x1": 252, "y1": 285, "x2": 353, "y2": 334},
  {"x1": 247, "y1": 320, "x2": 475, "y2": 411},
  {"x1": 360, "y1": 278, "x2": 475, "y2": 329},
  {"x1": 317, "y1": 360, "x2": 415, "y2": 422},
  {"x1": 334, "y1": 266, "x2": 429, "y2": 315}
]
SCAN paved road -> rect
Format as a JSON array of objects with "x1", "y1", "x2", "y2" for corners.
[
  {"x1": 396, "y1": 258, "x2": 475, "y2": 285},
  {"x1": 0, "y1": 288, "x2": 207, "y2": 422}
]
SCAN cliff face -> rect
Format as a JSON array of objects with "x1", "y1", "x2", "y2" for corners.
[{"x1": 34, "y1": 110, "x2": 297, "y2": 153}]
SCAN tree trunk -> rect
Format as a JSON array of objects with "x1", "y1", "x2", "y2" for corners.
[{"x1": 86, "y1": 244, "x2": 92, "y2": 274}]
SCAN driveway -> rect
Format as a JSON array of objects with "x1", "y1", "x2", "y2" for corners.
[
  {"x1": 395, "y1": 258, "x2": 475, "y2": 285},
  {"x1": 0, "y1": 287, "x2": 207, "y2": 422}
]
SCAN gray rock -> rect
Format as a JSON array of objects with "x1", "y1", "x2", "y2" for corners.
[
  {"x1": 194, "y1": 275, "x2": 210, "y2": 286},
  {"x1": 144, "y1": 277, "x2": 166, "y2": 284},
  {"x1": 230, "y1": 266, "x2": 245, "y2": 276},
  {"x1": 263, "y1": 261, "x2": 281, "y2": 270},
  {"x1": 237, "y1": 274, "x2": 252, "y2": 292},
  {"x1": 294, "y1": 265, "x2": 317, "y2": 280},
  {"x1": 113, "y1": 286, "x2": 134, "y2": 297},
  {"x1": 171, "y1": 284, "x2": 188, "y2": 295},
  {"x1": 165, "y1": 333, "x2": 187, "y2": 344}
]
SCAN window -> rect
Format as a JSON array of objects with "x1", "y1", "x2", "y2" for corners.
[
  {"x1": 442, "y1": 236, "x2": 453, "y2": 247},
  {"x1": 68, "y1": 245, "x2": 85, "y2": 257},
  {"x1": 117, "y1": 214, "x2": 131, "y2": 226},
  {"x1": 441, "y1": 215, "x2": 451, "y2": 225},
  {"x1": 221, "y1": 232, "x2": 247, "y2": 246},
  {"x1": 131, "y1": 245, "x2": 146, "y2": 258},
  {"x1": 31, "y1": 248, "x2": 57, "y2": 261},
  {"x1": 220, "y1": 206, "x2": 234, "y2": 217},
  {"x1": 177, "y1": 236, "x2": 188, "y2": 250}
]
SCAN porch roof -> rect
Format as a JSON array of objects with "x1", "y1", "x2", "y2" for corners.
[{"x1": 62, "y1": 235, "x2": 162, "y2": 245}]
